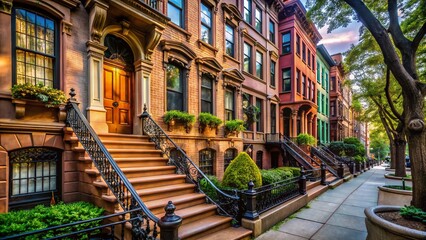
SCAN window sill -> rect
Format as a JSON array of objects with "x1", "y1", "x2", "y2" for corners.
[
  {"x1": 197, "y1": 40, "x2": 218, "y2": 55},
  {"x1": 280, "y1": 91, "x2": 291, "y2": 94},
  {"x1": 280, "y1": 52, "x2": 292, "y2": 56},
  {"x1": 223, "y1": 54, "x2": 240, "y2": 64},
  {"x1": 242, "y1": 71, "x2": 264, "y2": 83},
  {"x1": 168, "y1": 22, "x2": 192, "y2": 41},
  {"x1": 269, "y1": 85, "x2": 276, "y2": 89}
]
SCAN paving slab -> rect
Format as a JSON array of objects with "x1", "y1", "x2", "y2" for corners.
[
  {"x1": 309, "y1": 200, "x2": 340, "y2": 212},
  {"x1": 311, "y1": 224, "x2": 368, "y2": 240},
  {"x1": 256, "y1": 230, "x2": 308, "y2": 240},
  {"x1": 278, "y1": 218, "x2": 323, "y2": 239},
  {"x1": 342, "y1": 199, "x2": 377, "y2": 208},
  {"x1": 295, "y1": 208, "x2": 334, "y2": 223},
  {"x1": 315, "y1": 195, "x2": 346, "y2": 204},
  {"x1": 326, "y1": 213, "x2": 367, "y2": 231},
  {"x1": 335, "y1": 204, "x2": 367, "y2": 218}
]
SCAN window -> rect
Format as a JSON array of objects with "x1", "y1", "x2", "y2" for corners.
[
  {"x1": 296, "y1": 69, "x2": 301, "y2": 93},
  {"x1": 243, "y1": 42, "x2": 252, "y2": 73},
  {"x1": 325, "y1": 73, "x2": 329, "y2": 92},
  {"x1": 167, "y1": 64, "x2": 184, "y2": 111},
  {"x1": 269, "y1": 20, "x2": 275, "y2": 43},
  {"x1": 225, "y1": 88, "x2": 234, "y2": 121},
  {"x1": 307, "y1": 80, "x2": 311, "y2": 100},
  {"x1": 281, "y1": 32, "x2": 291, "y2": 54},
  {"x1": 331, "y1": 101, "x2": 335, "y2": 116},
  {"x1": 242, "y1": 93, "x2": 252, "y2": 130},
  {"x1": 256, "y1": 151, "x2": 263, "y2": 169},
  {"x1": 317, "y1": 63, "x2": 321, "y2": 82},
  {"x1": 9, "y1": 147, "x2": 60, "y2": 209},
  {"x1": 225, "y1": 24, "x2": 234, "y2": 57},
  {"x1": 168, "y1": 0, "x2": 184, "y2": 27},
  {"x1": 302, "y1": 74, "x2": 306, "y2": 96},
  {"x1": 256, "y1": 98, "x2": 263, "y2": 132},
  {"x1": 244, "y1": 0, "x2": 252, "y2": 24},
  {"x1": 255, "y1": 7, "x2": 262, "y2": 33},
  {"x1": 224, "y1": 148, "x2": 237, "y2": 171},
  {"x1": 199, "y1": 149, "x2": 215, "y2": 175},
  {"x1": 282, "y1": 68, "x2": 291, "y2": 92},
  {"x1": 302, "y1": 42, "x2": 306, "y2": 62},
  {"x1": 307, "y1": 49, "x2": 311, "y2": 67},
  {"x1": 271, "y1": 103, "x2": 276, "y2": 133},
  {"x1": 296, "y1": 34, "x2": 300, "y2": 56},
  {"x1": 201, "y1": 74, "x2": 213, "y2": 113},
  {"x1": 318, "y1": 92, "x2": 322, "y2": 113},
  {"x1": 270, "y1": 61, "x2": 276, "y2": 87},
  {"x1": 312, "y1": 55, "x2": 315, "y2": 71},
  {"x1": 14, "y1": 9, "x2": 56, "y2": 87},
  {"x1": 331, "y1": 76, "x2": 335, "y2": 91},
  {"x1": 311, "y1": 82, "x2": 315, "y2": 102},
  {"x1": 256, "y1": 51, "x2": 263, "y2": 79},
  {"x1": 200, "y1": 2, "x2": 212, "y2": 44}
]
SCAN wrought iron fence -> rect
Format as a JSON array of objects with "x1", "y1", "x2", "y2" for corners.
[
  {"x1": 2, "y1": 209, "x2": 140, "y2": 240},
  {"x1": 305, "y1": 168, "x2": 322, "y2": 181},
  {"x1": 66, "y1": 90, "x2": 159, "y2": 239},
  {"x1": 140, "y1": 107, "x2": 240, "y2": 222}
]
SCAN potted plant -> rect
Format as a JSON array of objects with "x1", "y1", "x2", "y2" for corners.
[
  {"x1": 365, "y1": 205, "x2": 426, "y2": 240},
  {"x1": 296, "y1": 133, "x2": 316, "y2": 153},
  {"x1": 198, "y1": 112, "x2": 222, "y2": 134},
  {"x1": 11, "y1": 83, "x2": 66, "y2": 119},
  {"x1": 163, "y1": 110, "x2": 195, "y2": 133},
  {"x1": 224, "y1": 119, "x2": 245, "y2": 137},
  {"x1": 243, "y1": 105, "x2": 260, "y2": 125},
  {"x1": 378, "y1": 184, "x2": 412, "y2": 206}
]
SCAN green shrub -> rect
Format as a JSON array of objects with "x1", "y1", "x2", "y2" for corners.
[
  {"x1": 383, "y1": 185, "x2": 413, "y2": 191},
  {"x1": 200, "y1": 175, "x2": 221, "y2": 201},
  {"x1": 260, "y1": 169, "x2": 282, "y2": 185},
  {"x1": 224, "y1": 119, "x2": 246, "y2": 133},
  {"x1": 11, "y1": 83, "x2": 66, "y2": 107},
  {"x1": 279, "y1": 167, "x2": 301, "y2": 177},
  {"x1": 163, "y1": 110, "x2": 195, "y2": 127},
  {"x1": 400, "y1": 206, "x2": 426, "y2": 224},
  {"x1": 222, "y1": 152, "x2": 262, "y2": 190},
  {"x1": 198, "y1": 112, "x2": 222, "y2": 128},
  {"x1": 296, "y1": 134, "x2": 316, "y2": 146},
  {"x1": 0, "y1": 202, "x2": 104, "y2": 238}
]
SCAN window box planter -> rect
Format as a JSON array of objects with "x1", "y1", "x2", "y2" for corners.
[
  {"x1": 198, "y1": 112, "x2": 222, "y2": 135},
  {"x1": 224, "y1": 119, "x2": 245, "y2": 137},
  {"x1": 163, "y1": 110, "x2": 195, "y2": 133},
  {"x1": 365, "y1": 206, "x2": 426, "y2": 240},
  {"x1": 12, "y1": 99, "x2": 66, "y2": 122}
]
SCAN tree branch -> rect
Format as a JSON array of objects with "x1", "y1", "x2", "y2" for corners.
[
  {"x1": 388, "y1": 0, "x2": 411, "y2": 49},
  {"x1": 412, "y1": 21, "x2": 426, "y2": 52},
  {"x1": 384, "y1": 67, "x2": 403, "y2": 121},
  {"x1": 371, "y1": 96, "x2": 397, "y2": 133}
]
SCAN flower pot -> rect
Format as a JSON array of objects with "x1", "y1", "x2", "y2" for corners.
[
  {"x1": 365, "y1": 205, "x2": 426, "y2": 240},
  {"x1": 378, "y1": 186, "x2": 412, "y2": 206},
  {"x1": 168, "y1": 119, "x2": 175, "y2": 131}
]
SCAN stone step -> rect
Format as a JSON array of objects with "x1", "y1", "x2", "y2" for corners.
[
  {"x1": 108, "y1": 149, "x2": 163, "y2": 158},
  {"x1": 93, "y1": 174, "x2": 187, "y2": 189},
  {"x1": 101, "y1": 140, "x2": 156, "y2": 149},
  {"x1": 197, "y1": 227, "x2": 252, "y2": 240},
  {"x1": 85, "y1": 165, "x2": 176, "y2": 178},
  {"x1": 101, "y1": 183, "x2": 196, "y2": 204},
  {"x1": 145, "y1": 193, "x2": 207, "y2": 215},
  {"x1": 328, "y1": 178, "x2": 344, "y2": 189},
  {"x1": 307, "y1": 180, "x2": 320, "y2": 190},
  {"x1": 98, "y1": 133, "x2": 149, "y2": 142},
  {"x1": 179, "y1": 215, "x2": 232, "y2": 240},
  {"x1": 113, "y1": 157, "x2": 169, "y2": 167},
  {"x1": 168, "y1": 204, "x2": 217, "y2": 225}
]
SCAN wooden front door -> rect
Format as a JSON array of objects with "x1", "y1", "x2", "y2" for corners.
[{"x1": 104, "y1": 63, "x2": 132, "y2": 134}]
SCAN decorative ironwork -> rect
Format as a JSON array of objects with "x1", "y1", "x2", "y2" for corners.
[
  {"x1": 2, "y1": 209, "x2": 139, "y2": 240},
  {"x1": 66, "y1": 89, "x2": 158, "y2": 239},
  {"x1": 140, "y1": 107, "x2": 240, "y2": 222},
  {"x1": 310, "y1": 147, "x2": 339, "y2": 177}
]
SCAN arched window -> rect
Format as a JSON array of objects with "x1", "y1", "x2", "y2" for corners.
[
  {"x1": 224, "y1": 148, "x2": 237, "y2": 171},
  {"x1": 14, "y1": 8, "x2": 58, "y2": 87},
  {"x1": 256, "y1": 151, "x2": 263, "y2": 169},
  {"x1": 9, "y1": 147, "x2": 61, "y2": 210},
  {"x1": 199, "y1": 148, "x2": 215, "y2": 175}
]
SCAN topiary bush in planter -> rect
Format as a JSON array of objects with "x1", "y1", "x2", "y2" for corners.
[
  {"x1": 0, "y1": 201, "x2": 104, "y2": 238},
  {"x1": 198, "y1": 112, "x2": 222, "y2": 133},
  {"x1": 163, "y1": 110, "x2": 195, "y2": 132},
  {"x1": 11, "y1": 83, "x2": 66, "y2": 107},
  {"x1": 224, "y1": 119, "x2": 245, "y2": 136},
  {"x1": 296, "y1": 133, "x2": 316, "y2": 146},
  {"x1": 222, "y1": 152, "x2": 262, "y2": 190}
]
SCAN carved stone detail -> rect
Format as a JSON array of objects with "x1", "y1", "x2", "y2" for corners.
[
  {"x1": 146, "y1": 26, "x2": 162, "y2": 61},
  {"x1": 88, "y1": 1, "x2": 109, "y2": 42},
  {"x1": 62, "y1": 20, "x2": 73, "y2": 36},
  {"x1": 0, "y1": 0, "x2": 12, "y2": 14}
]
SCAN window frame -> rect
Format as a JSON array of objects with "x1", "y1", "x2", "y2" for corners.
[
  {"x1": 243, "y1": 42, "x2": 252, "y2": 74},
  {"x1": 302, "y1": 42, "x2": 306, "y2": 62},
  {"x1": 281, "y1": 68, "x2": 291, "y2": 92},
  {"x1": 201, "y1": 73, "x2": 214, "y2": 114},
  {"x1": 225, "y1": 23, "x2": 235, "y2": 58},
  {"x1": 200, "y1": 2, "x2": 213, "y2": 45},
  {"x1": 270, "y1": 103, "x2": 276, "y2": 133},
  {"x1": 296, "y1": 34, "x2": 300, "y2": 56},
  {"x1": 281, "y1": 32, "x2": 291, "y2": 55},
  {"x1": 256, "y1": 98, "x2": 263, "y2": 132},
  {"x1": 12, "y1": 8, "x2": 59, "y2": 88},
  {"x1": 243, "y1": 0, "x2": 252, "y2": 24},
  {"x1": 269, "y1": 20, "x2": 275, "y2": 44},
  {"x1": 224, "y1": 148, "x2": 237, "y2": 171},
  {"x1": 296, "y1": 69, "x2": 301, "y2": 93},
  {"x1": 199, "y1": 148, "x2": 216, "y2": 175},
  {"x1": 166, "y1": 63, "x2": 186, "y2": 111},
  {"x1": 270, "y1": 60, "x2": 276, "y2": 87},
  {"x1": 302, "y1": 74, "x2": 306, "y2": 96},
  {"x1": 255, "y1": 6, "x2": 262, "y2": 33},
  {"x1": 255, "y1": 50, "x2": 263, "y2": 79},
  {"x1": 225, "y1": 87, "x2": 235, "y2": 121}
]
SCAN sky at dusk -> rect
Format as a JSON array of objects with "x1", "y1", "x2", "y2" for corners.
[{"x1": 300, "y1": 0, "x2": 362, "y2": 56}]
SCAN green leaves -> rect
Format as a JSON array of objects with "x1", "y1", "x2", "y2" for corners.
[
  {"x1": 296, "y1": 133, "x2": 316, "y2": 146},
  {"x1": 198, "y1": 112, "x2": 222, "y2": 128},
  {"x1": 400, "y1": 206, "x2": 426, "y2": 223},
  {"x1": 222, "y1": 152, "x2": 262, "y2": 190},
  {"x1": 163, "y1": 110, "x2": 195, "y2": 126},
  {"x1": 224, "y1": 119, "x2": 245, "y2": 133},
  {"x1": 11, "y1": 83, "x2": 66, "y2": 107}
]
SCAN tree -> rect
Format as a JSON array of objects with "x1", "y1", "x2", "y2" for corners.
[{"x1": 306, "y1": 0, "x2": 426, "y2": 210}]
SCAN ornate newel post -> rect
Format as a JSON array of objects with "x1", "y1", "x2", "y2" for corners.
[
  {"x1": 159, "y1": 201, "x2": 182, "y2": 240},
  {"x1": 320, "y1": 163, "x2": 326, "y2": 185},
  {"x1": 243, "y1": 181, "x2": 259, "y2": 220},
  {"x1": 337, "y1": 162, "x2": 344, "y2": 179},
  {"x1": 299, "y1": 167, "x2": 307, "y2": 195},
  {"x1": 139, "y1": 104, "x2": 149, "y2": 135}
]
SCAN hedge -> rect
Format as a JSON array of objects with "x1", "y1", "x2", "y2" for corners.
[{"x1": 222, "y1": 152, "x2": 262, "y2": 190}]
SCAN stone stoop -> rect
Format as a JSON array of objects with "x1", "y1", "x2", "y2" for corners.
[
  {"x1": 306, "y1": 181, "x2": 328, "y2": 202},
  {"x1": 71, "y1": 133, "x2": 252, "y2": 240}
]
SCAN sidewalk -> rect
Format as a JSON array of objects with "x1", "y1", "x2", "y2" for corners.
[{"x1": 256, "y1": 166, "x2": 388, "y2": 240}]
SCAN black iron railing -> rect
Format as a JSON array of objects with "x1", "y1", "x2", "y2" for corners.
[
  {"x1": 311, "y1": 147, "x2": 339, "y2": 177},
  {"x1": 140, "y1": 107, "x2": 240, "y2": 222},
  {"x1": 66, "y1": 90, "x2": 159, "y2": 239},
  {"x1": 2, "y1": 209, "x2": 140, "y2": 240}
]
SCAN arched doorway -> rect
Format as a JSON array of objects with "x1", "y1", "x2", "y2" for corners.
[{"x1": 103, "y1": 34, "x2": 134, "y2": 134}]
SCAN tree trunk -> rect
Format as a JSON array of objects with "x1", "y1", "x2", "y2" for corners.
[
  {"x1": 390, "y1": 139, "x2": 396, "y2": 169},
  {"x1": 394, "y1": 138, "x2": 406, "y2": 177},
  {"x1": 406, "y1": 131, "x2": 426, "y2": 211}
]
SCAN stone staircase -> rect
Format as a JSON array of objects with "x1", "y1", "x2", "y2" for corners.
[{"x1": 72, "y1": 133, "x2": 252, "y2": 240}]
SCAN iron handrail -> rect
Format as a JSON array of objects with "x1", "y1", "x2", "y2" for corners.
[
  {"x1": 139, "y1": 108, "x2": 240, "y2": 221},
  {"x1": 66, "y1": 90, "x2": 159, "y2": 239}
]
